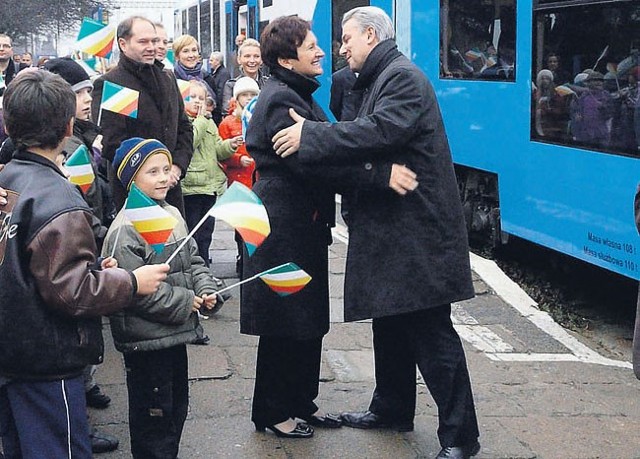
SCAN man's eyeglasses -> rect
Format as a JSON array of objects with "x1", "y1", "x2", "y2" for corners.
[{"x1": 0, "y1": 44, "x2": 12, "y2": 49}]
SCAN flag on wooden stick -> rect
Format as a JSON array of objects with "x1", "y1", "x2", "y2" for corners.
[
  {"x1": 65, "y1": 144, "x2": 95, "y2": 194},
  {"x1": 100, "y1": 81, "x2": 139, "y2": 119},
  {"x1": 124, "y1": 183, "x2": 178, "y2": 254},
  {"x1": 208, "y1": 182, "x2": 270, "y2": 256},
  {"x1": 76, "y1": 18, "x2": 115, "y2": 59}
]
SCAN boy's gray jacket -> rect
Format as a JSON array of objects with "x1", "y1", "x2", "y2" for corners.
[{"x1": 102, "y1": 203, "x2": 216, "y2": 353}]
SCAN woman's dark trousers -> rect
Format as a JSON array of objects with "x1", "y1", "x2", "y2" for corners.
[{"x1": 251, "y1": 335, "x2": 323, "y2": 427}]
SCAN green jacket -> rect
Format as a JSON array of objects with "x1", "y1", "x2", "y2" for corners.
[
  {"x1": 101, "y1": 202, "x2": 217, "y2": 353},
  {"x1": 181, "y1": 115, "x2": 235, "y2": 196}
]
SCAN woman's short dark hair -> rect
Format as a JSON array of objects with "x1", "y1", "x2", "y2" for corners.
[
  {"x1": 3, "y1": 70, "x2": 76, "y2": 150},
  {"x1": 260, "y1": 16, "x2": 311, "y2": 69}
]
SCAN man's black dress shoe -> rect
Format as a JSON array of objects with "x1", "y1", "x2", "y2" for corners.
[
  {"x1": 340, "y1": 410, "x2": 414, "y2": 432},
  {"x1": 90, "y1": 428, "x2": 119, "y2": 454},
  {"x1": 85, "y1": 385, "x2": 111, "y2": 409},
  {"x1": 300, "y1": 413, "x2": 342, "y2": 428},
  {"x1": 435, "y1": 441, "x2": 481, "y2": 459},
  {"x1": 192, "y1": 334, "x2": 210, "y2": 345},
  {"x1": 255, "y1": 422, "x2": 314, "y2": 438}
]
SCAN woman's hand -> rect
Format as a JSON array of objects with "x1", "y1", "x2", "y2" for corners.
[{"x1": 240, "y1": 156, "x2": 254, "y2": 167}]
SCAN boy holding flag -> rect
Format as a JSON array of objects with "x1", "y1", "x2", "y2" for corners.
[{"x1": 102, "y1": 137, "x2": 222, "y2": 459}]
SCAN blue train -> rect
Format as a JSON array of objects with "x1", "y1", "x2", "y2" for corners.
[{"x1": 176, "y1": 0, "x2": 640, "y2": 280}]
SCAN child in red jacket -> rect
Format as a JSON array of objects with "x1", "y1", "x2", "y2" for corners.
[{"x1": 219, "y1": 77, "x2": 260, "y2": 275}]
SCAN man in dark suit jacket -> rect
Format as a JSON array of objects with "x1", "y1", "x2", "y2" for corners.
[
  {"x1": 205, "y1": 51, "x2": 231, "y2": 125},
  {"x1": 329, "y1": 65, "x2": 359, "y2": 121},
  {"x1": 92, "y1": 16, "x2": 193, "y2": 215}
]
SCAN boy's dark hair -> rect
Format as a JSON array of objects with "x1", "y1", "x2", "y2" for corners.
[
  {"x1": 260, "y1": 16, "x2": 311, "y2": 69},
  {"x1": 3, "y1": 70, "x2": 76, "y2": 150}
]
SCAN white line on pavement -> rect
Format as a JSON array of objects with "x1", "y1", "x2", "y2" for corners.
[{"x1": 331, "y1": 224, "x2": 632, "y2": 369}]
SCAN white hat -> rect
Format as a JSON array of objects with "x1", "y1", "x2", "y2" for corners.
[{"x1": 233, "y1": 76, "x2": 260, "y2": 99}]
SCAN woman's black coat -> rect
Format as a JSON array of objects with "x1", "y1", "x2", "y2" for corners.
[{"x1": 242, "y1": 66, "x2": 391, "y2": 339}]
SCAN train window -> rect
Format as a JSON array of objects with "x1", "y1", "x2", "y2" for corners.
[
  {"x1": 440, "y1": 0, "x2": 516, "y2": 81},
  {"x1": 532, "y1": 2, "x2": 640, "y2": 157},
  {"x1": 331, "y1": 0, "x2": 370, "y2": 73},
  {"x1": 200, "y1": 1, "x2": 212, "y2": 59},
  {"x1": 188, "y1": 6, "x2": 198, "y2": 39}
]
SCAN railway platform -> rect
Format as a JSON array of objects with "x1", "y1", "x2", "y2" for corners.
[{"x1": 91, "y1": 222, "x2": 640, "y2": 458}]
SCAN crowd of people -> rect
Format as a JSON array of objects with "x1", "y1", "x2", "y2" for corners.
[
  {"x1": 533, "y1": 53, "x2": 640, "y2": 155},
  {"x1": 0, "y1": 7, "x2": 483, "y2": 459}
]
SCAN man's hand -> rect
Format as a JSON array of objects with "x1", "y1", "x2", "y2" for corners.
[
  {"x1": 389, "y1": 164, "x2": 419, "y2": 196},
  {"x1": 272, "y1": 108, "x2": 306, "y2": 158},
  {"x1": 0, "y1": 164, "x2": 6, "y2": 206},
  {"x1": 169, "y1": 164, "x2": 182, "y2": 189},
  {"x1": 132, "y1": 263, "x2": 170, "y2": 295}
]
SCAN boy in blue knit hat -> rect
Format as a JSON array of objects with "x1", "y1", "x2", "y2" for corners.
[{"x1": 102, "y1": 137, "x2": 222, "y2": 459}]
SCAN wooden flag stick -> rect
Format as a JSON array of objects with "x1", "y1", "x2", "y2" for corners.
[
  {"x1": 165, "y1": 211, "x2": 211, "y2": 264},
  {"x1": 109, "y1": 198, "x2": 127, "y2": 259},
  {"x1": 213, "y1": 263, "x2": 290, "y2": 295}
]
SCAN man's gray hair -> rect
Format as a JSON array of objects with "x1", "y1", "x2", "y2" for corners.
[
  {"x1": 342, "y1": 6, "x2": 395, "y2": 41},
  {"x1": 209, "y1": 51, "x2": 224, "y2": 63}
]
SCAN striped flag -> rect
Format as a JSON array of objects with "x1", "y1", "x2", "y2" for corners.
[
  {"x1": 100, "y1": 81, "x2": 139, "y2": 118},
  {"x1": 465, "y1": 49, "x2": 483, "y2": 61},
  {"x1": 125, "y1": 183, "x2": 178, "y2": 254},
  {"x1": 555, "y1": 85, "x2": 576, "y2": 97},
  {"x1": 177, "y1": 79, "x2": 191, "y2": 101},
  {"x1": 259, "y1": 263, "x2": 312, "y2": 297},
  {"x1": 65, "y1": 144, "x2": 95, "y2": 194},
  {"x1": 76, "y1": 17, "x2": 115, "y2": 59},
  {"x1": 208, "y1": 182, "x2": 270, "y2": 256}
]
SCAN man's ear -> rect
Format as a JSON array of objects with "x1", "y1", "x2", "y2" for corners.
[
  {"x1": 65, "y1": 117, "x2": 75, "y2": 138},
  {"x1": 277, "y1": 57, "x2": 294, "y2": 70}
]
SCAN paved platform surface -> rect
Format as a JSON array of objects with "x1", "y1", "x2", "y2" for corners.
[{"x1": 89, "y1": 223, "x2": 640, "y2": 459}]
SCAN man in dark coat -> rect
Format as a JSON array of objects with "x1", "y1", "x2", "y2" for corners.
[
  {"x1": 0, "y1": 34, "x2": 16, "y2": 98},
  {"x1": 205, "y1": 51, "x2": 231, "y2": 125},
  {"x1": 272, "y1": 6, "x2": 480, "y2": 459},
  {"x1": 92, "y1": 16, "x2": 193, "y2": 216},
  {"x1": 329, "y1": 65, "x2": 359, "y2": 121}
]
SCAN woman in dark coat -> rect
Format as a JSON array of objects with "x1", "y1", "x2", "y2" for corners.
[{"x1": 241, "y1": 16, "x2": 345, "y2": 439}]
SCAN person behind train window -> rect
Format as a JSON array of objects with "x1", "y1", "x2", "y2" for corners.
[
  {"x1": 222, "y1": 39, "x2": 268, "y2": 114},
  {"x1": 533, "y1": 69, "x2": 569, "y2": 142},
  {"x1": 546, "y1": 53, "x2": 570, "y2": 86},
  {"x1": 610, "y1": 73, "x2": 639, "y2": 153},
  {"x1": 570, "y1": 71, "x2": 614, "y2": 149}
]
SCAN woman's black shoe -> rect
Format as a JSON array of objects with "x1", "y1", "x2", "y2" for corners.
[
  {"x1": 255, "y1": 422, "x2": 314, "y2": 438},
  {"x1": 301, "y1": 413, "x2": 342, "y2": 428}
]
